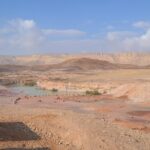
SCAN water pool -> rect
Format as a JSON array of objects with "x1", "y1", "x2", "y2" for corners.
[
  {"x1": 10, "y1": 85, "x2": 59, "y2": 96},
  {"x1": 10, "y1": 85, "x2": 84, "y2": 96}
]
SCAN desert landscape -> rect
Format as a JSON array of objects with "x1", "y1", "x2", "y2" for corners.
[
  {"x1": 0, "y1": 53, "x2": 150, "y2": 150},
  {"x1": 1, "y1": 0, "x2": 150, "y2": 149}
]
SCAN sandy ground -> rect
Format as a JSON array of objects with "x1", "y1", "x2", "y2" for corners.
[
  {"x1": 0, "y1": 66, "x2": 150, "y2": 150},
  {"x1": 0, "y1": 93, "x2": 150, "y2": 150}
]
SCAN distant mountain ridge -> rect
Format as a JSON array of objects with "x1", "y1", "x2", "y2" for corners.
[
  {"x1": 0, "y1": 57, "x2": 149, "y2": 72},
  {"x1": 0, "y1": 52, "x2": 150, "y2": 66}
]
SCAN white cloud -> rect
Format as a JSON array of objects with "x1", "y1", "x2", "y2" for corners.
[
  {"x1": 133, "y1": 21, "x2": 150, "y2": 29},
  {"x1": 1, "y1": 19, "x2": 44, "y2": 51},
  {"x1": 106, "y1": 31, "x2": 135, "y2": 41},
  {"x1": 0, "y1": 19, "x2": 150, "y2": 55},
  {"x1": 0, "y1": 19, "x2": 86, "y2": 54},
  {"x1": 45, "y1": 39, "x2": 102, "y2": 53},
  {"x1": 10, "y1": 19, "x2": 36, "y2": 29},
  {"x1": 106, "y1": 25, "x2": 114, "y2": 30},
  {"x1": 43, "y1": 29, "x2": 86, "y2": 37},
  {"x1": 105, "y1": 28, "x2": 150, "y2": 51}
]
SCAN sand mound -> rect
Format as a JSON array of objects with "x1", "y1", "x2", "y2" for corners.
[
  {"x1": 55, "y1": 57, "x2": 142, "y2": 71},
  {"x1": 33, "y1": 57, "x2": 141, "y2": 71},
  {"x1": 110, "y1": 83, "x2": 150, "y2": 102},
  {"x1": 58, "y1": 58, "x2": 119, "y2": 70}
]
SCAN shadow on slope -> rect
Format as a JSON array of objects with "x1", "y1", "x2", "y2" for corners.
[{"x1": 0, "y1": 122, "x2": 40, "y2": 141}]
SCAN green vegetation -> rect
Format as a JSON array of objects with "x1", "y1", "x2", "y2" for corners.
[
  {"x1": 24, "y1": 80, "x2": 36, "y2": 86},
  {"x1": 85, "y1": 89, "x2": 101, "y2": 95},
  {"x1": 51, "y1": 88, "x2": 58, "y2": 92}
]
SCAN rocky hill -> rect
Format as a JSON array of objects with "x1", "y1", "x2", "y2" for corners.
[
  {"x1": 0, "y1": 57, "x2": 150, "y2": 72},
  {"x1": 50, "y1": 58, "x2": 140, "y2": 71}
]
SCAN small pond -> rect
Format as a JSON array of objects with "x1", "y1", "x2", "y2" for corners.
[
  {"x1": 10, "y1": 85, "x2": 59, "y2": 96},
  {"x1": 9, "y1": 85, "x2": 84, "y2": 96}
]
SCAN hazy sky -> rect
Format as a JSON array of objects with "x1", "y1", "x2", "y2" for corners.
[{"x1": 0, "y1": 0, "x2": 150, "y2": 55}]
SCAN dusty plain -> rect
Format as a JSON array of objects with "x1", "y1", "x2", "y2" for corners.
[{"x1": 0, "y1": 53, "x2": 150, "y2": 150}]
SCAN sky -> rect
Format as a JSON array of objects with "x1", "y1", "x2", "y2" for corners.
[{"x1": 0, "y1": 0, "x2": 150, "y2": 55}]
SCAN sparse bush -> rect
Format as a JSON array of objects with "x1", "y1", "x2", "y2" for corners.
[
  {"x1": 85, "y1": 89, "x2": 101, "y2": 95},
  {"x1": 51, "y1": 88, "x2": 58, "y2": 92},
  {"x1": 24, "y1": 80, "x2": 36, "y2": 86}
]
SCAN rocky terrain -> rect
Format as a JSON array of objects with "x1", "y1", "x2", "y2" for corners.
[
  {"x1": 0, "y1": 92, "x2": 150, "y2": 150},
  {"x1": 0, "y1": 53, "x2": 150, "y2": 150}
]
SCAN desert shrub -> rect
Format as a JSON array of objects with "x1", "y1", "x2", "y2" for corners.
[
  {"x1": 24, "y1": 80, "x2": 36, "y2": 86},
  {"x1": 85, "y1": 89, "x2": 101, "y2": 95},
  {"x1": 51, "y1": 88, "x2": 58, "y2": 92},
  {"x1": 49, "y1": 77, "x2": 67, "y2": 81}
]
